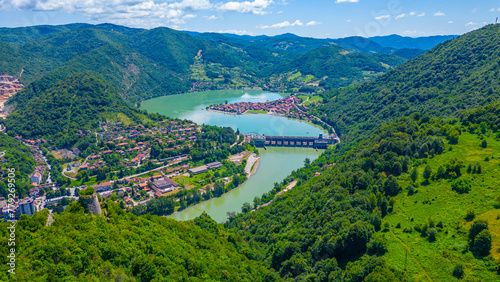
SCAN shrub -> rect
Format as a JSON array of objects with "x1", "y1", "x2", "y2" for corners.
[
  {"x1": 494, "y1": 194, "x2": 500, "y2": 209},
  {"x1": 469, "y1": 220, "x2": 488, "y2": 241},
  {"x1": 436, "y1": 221, "x2": 444, "y2": 229},
  {"x1": 452, "y1": 264, "x2": 464, "y2": 279},
  {"x1": 481, "y1": 139, "x2": 487, "y2": 148},
  {"x1": 465, "y1": 209, "x2": 476, "y2": 221},
  {"x1": 428, "y1": 228, "x2": 438, "y2": 242},
  {"x1": 407, "y1": 184, "x2": 415, "y2": 195},
  {"x1": 367, "y1": 235, "x2": 387, "y2": 256},
  {"x1": 471, "y1": 230, "x2": 492, "y2": 257},
  {"x1": 423, "y1": 165, "x2": 432, "y2": 182}
]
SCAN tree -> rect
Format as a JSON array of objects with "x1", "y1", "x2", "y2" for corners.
[
  {"x1": 471, "y1": 230, "x2": 492, "y2": 257},
  {"x1": 253, "y1": 196, "x2": 261, "y2": 208},
  {"x1": 448, "y1": 130, "x2": 460, "y2": 144},
  {"x1": 469, "y1": 220, "x2": 488, "y2": 242},
  {"x1": 451, "y1": 178, "x2": 471, "y2": 194},
  {"x1": 436, "y1": 165, "x2": 446, "y2": 179},
  {"x1": 423, "y1": 165, "x2": 432, "y2": 182},
  {"x1": 241, "y1": 202, "x2": 252, "y2": 213},
  {"x1": 453, "y1": 264, "x2": 464, "y2": 279},
  {"x1": 383, "y1": 176, "x2": 400, "y2": 196},
  {"x1": 226, "y1": 211, "x2": 236, "y2": 222},
  {"x1": 481, "y1": 139, "x2": 487, "y2": 148},
  {"x1": 410, "y1": 167, "x2": 418, "y2": 183}
]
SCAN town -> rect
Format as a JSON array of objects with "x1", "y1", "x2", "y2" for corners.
[
  {"x1": 0, "y1": 117, "x2": 260, "y2": 220},
  {"x1": 208, "y1": 95, "x2": 309, "y2": 119}
]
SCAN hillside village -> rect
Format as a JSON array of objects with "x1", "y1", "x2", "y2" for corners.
[{"x1": 1, "y1": 115, "x2": 257, "y2": 219}]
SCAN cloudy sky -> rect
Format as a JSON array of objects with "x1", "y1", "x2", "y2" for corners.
[{"x1": 0, "y1": 0, "x2": 499, "y2": 38}]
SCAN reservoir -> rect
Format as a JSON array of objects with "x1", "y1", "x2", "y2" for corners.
[{"x1": 141, "y1": 90, "x2": 325, "y2": 222}]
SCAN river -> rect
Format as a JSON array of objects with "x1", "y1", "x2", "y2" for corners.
[{"x1": 141, "y1": 90, "x2": 325, "y2": 222}]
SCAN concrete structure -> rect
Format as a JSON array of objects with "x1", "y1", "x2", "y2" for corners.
[
  {"x1": 189, "y1": 161, "x2": 223, "y2": 175},
  {"x1": 18, "y1": 197, "x2": 35, "y2": 217},
  {"x1": 247, "y1": 134, "x2": 337, "y2": 149},
  {"x1": 152, "y1": 177, "x2": 179, "y2": 193}
]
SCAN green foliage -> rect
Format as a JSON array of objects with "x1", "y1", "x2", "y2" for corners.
[
  {"x1": 471, "y1": 230, "x2": 492, "y2": 257},
  {"x1": 79, "y1": 187, "x2": 95, "y2": 196},
  {"x1": 423, "y1": 165, "x2": 432, "y2": 181},
  {"x1": 0, "y1": 204, "x2": 275, "y2": 281},
  {"x1": 468, "y1": 220, "x2": 488, "y2": 242},
  {"x1": 453, "y1": 264, "x2": 465, "y2": 279},
  {"x1": 5, "y1": 73, "x2": 146, "y2": 147},
  {"x1": 451, "y1": 177, "x2": 472, "y2": 194},
  {"x1": 319, "y1": 24, "x2": 500, "y2": 143},
  {"x1": 481, "y1": 139, "x2": 488, "y2": 148},
  {"x1": 0, "y1": 133, "x2": 36, "y2": 198}
]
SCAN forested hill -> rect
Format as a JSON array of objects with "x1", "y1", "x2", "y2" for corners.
[
  {"x1": 3, "y1": 73, "x2": 149, "y2": 147},
  {"x1": 225, "y1": 102, "x2": 500, "y2": 281},
  {"x1": 0, "y1": 202, "x2": 279, "y2": 281},
  {"x1": 316, "y1": 24, "x2": 500, "y2": 143},
  {"x1": 0, "y1": 24, "x2": 424, "y2": 102}
]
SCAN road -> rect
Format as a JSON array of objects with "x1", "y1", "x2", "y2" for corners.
[
  {"x1": 244, "y1": 153, "x2": 259, "y2": 176},
  {"x1": 117, "y1": 156, "x2": 188, "y2": 181}
]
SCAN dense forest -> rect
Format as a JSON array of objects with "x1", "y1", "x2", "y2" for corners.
[
  {"x1": 0, "y1": 23, "x2": 499, "y2": 281},
  {"x1": 0, "y1": 203, "x2": 279, "y2": 281},
  {"x1": 3, "y1": 73, "x2": 147, "y2": 147},
  {"x1": 316, "y1": 24, "x2": 500, "y2": 144},
  {"x1": 0, "y1": 23, "x2": 421, "y2": 103},
  {"x1": 225, "y1": 103, "x2": 500, "y2": 280}
]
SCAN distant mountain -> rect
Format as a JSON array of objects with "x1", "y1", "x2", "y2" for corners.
[
  {"x1": 318, "y1": 24, "x2": 500, "y2": 141},
  {"x1": 0, "y1": 24, "x2": 409, "y2": 103},
  {"x1": 274, "y1": 45, "x2": 405, "y2": 89},
  {"x1": 370, "y1": 34, "x2": 457, "y2": 50}
]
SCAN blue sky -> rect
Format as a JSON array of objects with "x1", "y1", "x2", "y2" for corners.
[{"x1": 0, "y1": 0, "x2": 499, "y2": 38}]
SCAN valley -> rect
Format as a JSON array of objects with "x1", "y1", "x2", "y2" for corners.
[{"x1": 0, "y1": 22, "x2": 499, "y2": 281}]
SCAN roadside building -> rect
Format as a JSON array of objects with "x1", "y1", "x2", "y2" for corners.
[{"x1": 18, "y1": 197, "x2": 35, "y2": 217}]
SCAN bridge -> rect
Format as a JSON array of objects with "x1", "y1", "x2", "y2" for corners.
[{"x1": 244, "y1": 133, "x2": 338, "y2": 149}]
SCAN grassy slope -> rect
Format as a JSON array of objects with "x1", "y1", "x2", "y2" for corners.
[{"x1": 383, "y1": 132, "x2": 499, "y2": 280}]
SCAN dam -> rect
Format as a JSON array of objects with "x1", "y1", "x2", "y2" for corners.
[{"x1": 245, "y1": 133, "x2": 338, "y2": 149}]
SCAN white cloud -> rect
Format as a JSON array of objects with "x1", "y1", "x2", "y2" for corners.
[
  {"x1": 0, "y1": 0, "x2": 213, "y2": 28},
  {"x1": 409, "y1": 11, "x2": 416, "y2": 16},
  {"x1": 395, "y1": 13, "x2": 405, "y2": 20},
  {"x1": 335, "y1": 0, "x2": 359, "y2": 3},
  {"x1": 375, "y1": 15, "x2": 390, "y2": 20},
  {"x1": 417, "y1": 12, "x2": 425, "y2": 17},
  {"x1": 490, "y1": 8, "x2": 495, "y2": 12},
  {"x1": 306, "y1": 21, "x2": 321, "y2": 26},
  {"x1": 346, "y1": 19, "x2": 351, "y2": 22},
  {"x1": 448, "y1": 21, "x2": 454, "y2": 24},
  {"x1": 466, "y1": 22, "x2": 477, "y2": 26},
  {"x1": 217, "y1": 0, "x2": 273, "y2": 15},
  {"x1": 434, "y1": 11, "x2": 445, "y2": 16},
  {"x1": 214, "y1": 29, "x2": 253, "y2": 35},
  {"x1": 205, "y1": 15, "x2": 218, "y2": 20},
  {"x1": 257, "y1": 19, "x2": 303, "y2": 29},
  {"x1": 169, "y1": 0, "x2": 213, "y2": 10}
]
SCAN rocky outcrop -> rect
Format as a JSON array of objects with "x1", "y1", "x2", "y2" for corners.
[{"x1": 0, "y1": 73, "x2": 23, "y2": 118}]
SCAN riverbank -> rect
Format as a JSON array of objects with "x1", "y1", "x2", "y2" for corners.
[{"x1": 244, "y1": 153, "x2": 260, "y2": 177}]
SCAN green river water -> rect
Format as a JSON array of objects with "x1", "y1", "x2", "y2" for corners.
[{"x1": 141, "y1": 90, "x2": 325, "y2": 222}]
